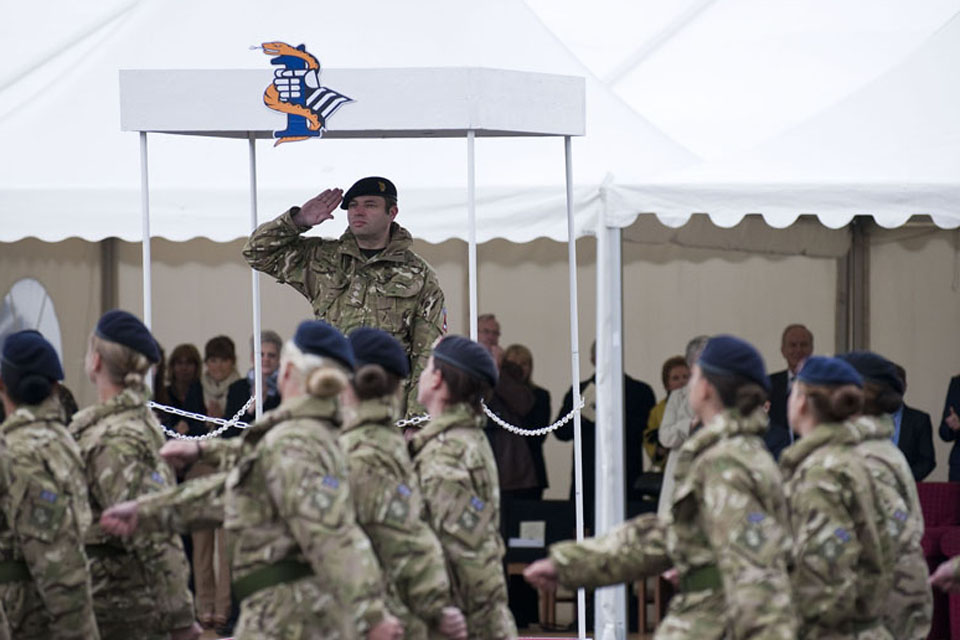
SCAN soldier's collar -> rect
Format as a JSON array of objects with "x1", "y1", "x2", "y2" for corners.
[
  {"x1": 844, "y1": 413, "x2": 892, "y2": 444},
  {"x1": 244, "y1": 394, "x2": 341, "y2": 441},
  {"x1": 69, "y1": 386, "x2": 148, "y2": 435},
  {"x1": 408, "y1": 403, "x2": 481, "y2": 454},
  {"x1": 1, "y1": 395, "x2": 63, "y2": 433},
  {"x1": 340, "y1": 397, "x2": 396, "y2": 433},
  {"x1": 779, "y1": 421, "x2": 859, "y2": 474},
  {"x1": 339, "y1": 223, "x2": 412, "y2": 262}
]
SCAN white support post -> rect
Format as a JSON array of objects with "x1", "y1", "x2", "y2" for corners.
[
  {"x1": 467, "y1": 130, "x2": 478, "y2": 340},
  {"x1": 249, "y1": 133, "x2": 263, "y2": 419},
  {"x1": 594, "y1": 206, "x2": 627, "y2": 640},
  {"x1": 563, "y1": 136, "x2": 587, "y2": 640},
  {"x1": 139, "y1": 132, "x2": 152, "y2": 330}
]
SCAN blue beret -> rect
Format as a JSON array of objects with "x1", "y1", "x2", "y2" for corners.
[
  {"x1": 349, "y1": 328, "x2": 409, "y2": 378},
  {"x1": 433, "y1": 335, "x2": 498, "y2": 387},
  {"x1": 340, "y1": 176, "x2": 397, "y2": 210},
  {"x1": 294, "y1": 320, "x2": 355, "y2": 371},
  {"x1": 836, "y1": 351, "x2": 904, "y2": 395},
  {"x1": 698, "y1": 334, "x2": 770, "y2": 392},
  {"x1": 1, "y1": 330, "x2": 64, "y2": 384},
  {"x1": 96, "y1": 310, "x2": 161, "y2": 363},
  {"x1": 797, "y1": 356, "x2": 863, "y2": 388}
]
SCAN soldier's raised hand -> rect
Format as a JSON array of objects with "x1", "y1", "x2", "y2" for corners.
[
  {"x1": 438, "y1": 606, "x2": 467, "y2": 640},
  {"x1": 367, "y1": 613, "x2": 403, "y2": 640},
  {"x1": 160, "y1": 440, "x2": 201, "y2": 471},
  {"x1": 931, "y1": 557, "x2": 960, "y2": 591},
  {"x1": 101, "y1": 500, "x2": 140, "y2": 536},
  {"x1": 294, "y1": 188, "x2": 343, "y2": 227},
  {"x1": 523, "y1": 558, "x2": 559, "y2": 591}
]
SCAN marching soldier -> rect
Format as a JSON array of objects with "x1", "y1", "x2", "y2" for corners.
[
  {"x1": 243, "y1": 177, "x2": 446, "y2": 416},
  {"x1": 69, "y1": 310, "x2": 198, "y2": 640},
  {"x1": 524, "y1": 335, "x2": 798, "y2": 639},
  {"x1": 339, "y1": 328, "x2": 467, "y2": 640},
  {"x1": 0, "y1": 330, "x2": 98, "y2": 639},
  {"x1": 781, "y1": 356, "x2": 892, "y2": 638},
  {"x1": 100, "y1": 320, "x2": 403, "y2": 640},
  {"x1": 839, "y1": 351, "x2": 932, "y2": 639},
  {"x1": 410, "y1": 335, "x2": 517, "y2": 639}
]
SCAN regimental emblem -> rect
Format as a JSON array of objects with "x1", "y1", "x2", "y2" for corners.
[{"x1": 259, "y1": 41, "x2": 354, "y2": 146}]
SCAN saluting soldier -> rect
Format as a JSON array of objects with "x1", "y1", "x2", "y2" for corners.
[
  {"x1": 524, "y1": 335, "x2": 798, "y2": 639},
  {"x1": 0, "y1": 331, "x2": 98, "y2": 639},
  {"x1": 101, "y1": 320, "x2": 403, "y2": 640},
  {"x1": 339, "y1": 328, "x2": 467, "y2": 640},
  {"x1": 243, "y1": 177, "x2": 446, "y2": 416},
  {"x1": 69, "y1": 311, "x2": 198, "y2": 640},
  {"x1": 410, "y1": 335, "x2": 517, "y2": 639},
  {"x1": 838, "y1": 351, "x2": 932, "y2": 640},
  {"x1": 781, "y1": 356, "x2": 893, "y2": 639}
]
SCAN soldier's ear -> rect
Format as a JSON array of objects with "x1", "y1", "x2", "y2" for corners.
[{"x1": 388, "y1": 205, "x2": 398, "y2": 220}]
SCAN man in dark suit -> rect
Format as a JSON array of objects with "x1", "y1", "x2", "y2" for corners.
[
  {"x1": 892, "y1": 364, "x2": 935, "y2": 481},
  {"x1": 938, "y1": 374, "x2": 960, "y2": 481},
  {"x1": 766, "y1": 324, "x2": 814, "y2": 460}
]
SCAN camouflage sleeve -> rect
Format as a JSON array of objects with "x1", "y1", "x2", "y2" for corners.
[
  {"x1": 137, "y1": 471, "x2": 228, "y2": 534},
  {"x1": 353, "y1": 470, "x2": 452, "y2": 626},
  {"x1": 88, "y1": 430, "x2": 195, "y2": 631},
  {"x1": 420, "y1": 469, "x2": 515, "y2": 637},
  {"x1": 198, "y1": 436, "x2": 244, "y2": 471},
  {"x1": 242, "y1": 208, "x2": 332, "y2": 303},
  {"x1": 405, "y1": 269, "x2": 445, "y2": 416},
  {"x1": 263, "y1": 436, "x2": 389, "y2": 634},
  {"x1": 550, "y1": 514, "x2": 671, "y2": 589},
  {"x1": 698, "y1": 458, "x2": 797, "y2": 639},
  {"x1": 788, "y1": 464, "x2": 887, "y2": 629},
  {"x1": 8, "y1": 464, "x2": 98, "y2": 639}
]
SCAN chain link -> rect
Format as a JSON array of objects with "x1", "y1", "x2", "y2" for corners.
[
  {"x1": 395, "y1": 414, "x2": 431, "y2": 429},
  {"x1": 149, "y1": 396, "x2": 256, "y2": 441},
  {"x1": 392, "y1": 399, "x2": 585, "y2": 437}
]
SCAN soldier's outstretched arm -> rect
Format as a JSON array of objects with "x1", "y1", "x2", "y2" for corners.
[
  {"x1": 264, "y1": 437, "x2": 391, "y2": 636},
  {"x1": 242, "y1": 208, "x2": 329, "y2": 302},
  {"x1": 135, "y1": 471, "x2": 229, "y2": 534},
  {"x1": 548, "y1": 514, "x2": 672, "y2": 589},
  {"x1": 699, "y1": 457, "x2": 798, "y2": 639}
]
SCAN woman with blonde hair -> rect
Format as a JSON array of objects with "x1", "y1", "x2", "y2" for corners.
[{"x1": 69, "y1": 310, "x2": 198, "y2": 640}]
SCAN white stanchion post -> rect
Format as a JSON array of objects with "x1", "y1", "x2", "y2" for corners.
[
  {"x1": 248, "y1": 133, "x2": 263, "y2": 419},
  {"x1": 563, "y1": 136, "x2": 587, "y2": 640},
  {"x1": 467, "y1": 130, "x2": 478, "y2": 340},
  {"x1": 139, "y1": 132, "x2": 154, "y2": 394}
]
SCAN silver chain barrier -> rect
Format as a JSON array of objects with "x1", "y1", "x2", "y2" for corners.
[
  {"x1": 148, "y1": 396, "x2": 256, "y2": 441},
  {"x1": 392, "y1": 398, "x2": 585, "y2": 437}
]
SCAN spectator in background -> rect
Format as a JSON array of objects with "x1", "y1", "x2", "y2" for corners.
[
  {"x1": 223, "y1": 330, "x2": 283, "y2": 436},
  {"x1": 657, "y1": 335, "x2": 709, "y2": 518},
  {"x1": 478, "y1": 313, "x2": 503, "y2": 364},
  {"x1": 891, "y1": 364, "x2": 935, "y2": 481},
  {"x1": 766, "y1": 324, "x2": 814, "y2": 459},
  {"x1": 502, "y1": 344, "x2": 551, "y2": 498},
  {"x1": 643, "y1": 355, "x2": 689, "y2": 472},
  {"x1": 555, "y1": 341, "x2": 656, "y2": 526},
  {"x1": 162, "y1": 343, "x2": 206, "y2": 438},
  {"x1": 939, "y1": 373, "x2": 960, "y2": 481}
]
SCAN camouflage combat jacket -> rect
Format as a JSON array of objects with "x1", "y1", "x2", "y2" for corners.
[
  {"x1": 551, "y1": 408, "x2": 797, "y2": 640},
  {"x1": 408, "y1": 404, "x2": 517, "y2": 640},
  {"x1": 780, "y1": 423, "x2": 893, "y2": 640},
  {"x1": 139, "y1": 394, "x2": 391, "y2": 640},
  {"x1": 339, "y1": 397, "x2": 454, "y2": 639},
  {"x1": 243, "y1": 210, "x2": 445, "y2": 415},
  {"x1": 69, "y1": 387, "x2": 194, "y2": 638},
  {"x1": 0, "y1": 397, "x2": 98, "y2": 639},
  {"x1": 846, "y1": 415, "x2": 932, "y2": 640}
]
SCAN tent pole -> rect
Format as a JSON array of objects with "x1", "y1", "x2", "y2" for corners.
[
  {"x1": 248, "y1": 133, "x2": 263, "y2": 418},
  {"x1": 563, "y1": 136, "x2": 587, "y2": 640},
  {"x1": 467, "y1": 131, "x2": 478, "y2": 339},
  {"x1": 139, "y1": 132, "x2": 152, "y2": 332},
  {"x1": 595, "y1": 204, "x2": 627, "y2": 639}
]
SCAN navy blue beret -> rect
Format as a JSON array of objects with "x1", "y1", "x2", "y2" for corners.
[
  {"x1": 96, "y1": 310, "x2": 161, "y2": 364},
  {"x1": 294, "y1": 320, "x2": 355, "y2": 371},
  {"x1": 1, "y1": 330, "x2": 64, "y2": 383},
  {"x1": 433, "y1": 335, "x2": 498, "y2": 387},
  {"x1": 798, "y1": 356, "x2": 863, "y2": 388},
  {"x1": 836, "y1": 351, "x2": 904, "y2": 395},
  {"x1": 349, "y1": 328, "x2": 409, "y2": 378},
  {"x1": 698, "y1": 334, "x2": 770, "y2": 392},
  {"x1": 340, "y1": 176, "x2": 397, "y2": 210}
]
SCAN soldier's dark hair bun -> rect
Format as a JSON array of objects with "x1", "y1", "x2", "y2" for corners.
[
  {"x1": 13, "y1": 373, "x2": 54, "y2": 406},
  {"x1": 353, "y1": 364, "x2": 400, "y2": 400}
]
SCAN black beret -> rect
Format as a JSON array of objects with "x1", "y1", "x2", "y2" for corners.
[
  {"x1": 349, "y1": 328, "x2": 409, "y2": 378},
  {"x1": 340, "y1": 176, "x2": 397, "y2": 210},
  {"x1": 798, "y1": 356, "x2": 863, "y2": 388},
  {"x1": 836, "y1": 351, "x2": 904, "y2": 395},
  {"x1": 96, "y1": 310, "x2": 161, "y2": 363},
  {"x1": 698, "y1": 334, "x2": 770, "y2": 392},
  {"x1": 1, "y1": 330, "x2": 64, "y2": 383},
  {"x1": 294, "y1": 320, "x2": 355, "y2": 371},
  {"x1": 433, "y1": 335, "x2": 498, "y2": 387}
]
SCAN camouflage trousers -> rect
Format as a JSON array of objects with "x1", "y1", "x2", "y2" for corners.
[
  {"x1": 0, "y1": 583, "x2": 52, "y2": 640},
  {"x1": 235, "y1": 579, "x2": 358, "y2": 640},
  {"x1": 90, "y1": 555, "x2": 171, "y2": 640}
]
